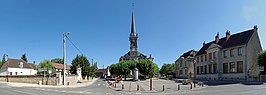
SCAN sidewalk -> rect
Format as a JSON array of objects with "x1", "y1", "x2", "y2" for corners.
[{"x1": 0, "y1": 78, "x2": 98, "y2": 88}]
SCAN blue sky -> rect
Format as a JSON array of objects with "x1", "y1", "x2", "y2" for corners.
[{"x1": 0, "y1": 0, "x2": 265, "y2": 68}]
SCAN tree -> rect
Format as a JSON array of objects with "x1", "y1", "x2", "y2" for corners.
[
  {"x1": 37, "y1": 59, "x2": 55, "y2": 74},
  {"x1": 0, "y1": 55, "x2": 6, "y2": 68},
  {"x1": 109, "y1": 59, "x2": 159, "y2": 80},
  {"x1": 51, "y1": 58, "x2": 64, "y2": 64},
  {"x1": 70, "y1": 55, "x2": 90, "y2": 78},
  {"x1": 159, "y1": 63, "x2": 176, "y2": 76},
  {"x1": 89, "y1": 62, "x2": 98, "y2": 77},
  {"x1": 258, "y1": 50, "x2": 266, "y2": 74},
  {"x1": 21, "y1": 53, "x2": 28, "y2": 62}
]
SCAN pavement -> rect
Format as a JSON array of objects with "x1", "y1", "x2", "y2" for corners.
[
  {"x1": 108, "y1": 78, "x2": 207, "y2": 93},
  {"x1": 0, "y1": 78, "x2": 98, "y2": 88},
  {"x1": 1, "y1": 78, "x2": 266, "y2": 95}
]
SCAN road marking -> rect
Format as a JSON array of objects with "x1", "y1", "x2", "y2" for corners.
[
  {"x1": 13, "y1": 90, "x2": 36, "y2": 95},
  {"x1": 98, "y1": 84, "x2": 101, "y2": 86},
  {"x1": 136, "y1": 92, "x2": 141, "y2": 94},
  {"x1": 106, "y1": 93, "x2": 111, "y2": 94}
]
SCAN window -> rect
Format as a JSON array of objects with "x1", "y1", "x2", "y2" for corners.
[
  {"x1": 209, "y1": 53, "x2": 212, "y2": 60},
  {"x1": 15, "y1": 72, "x2": 18, "y2": 75},
  {"x1": 200, "y1": 66, "x2": 203, "y2": 74},
  {"x1": 185, "y1": 69, "x2": 188, "y2": 75},
  {"x1": 10, "y1": 72, "x2": 12, "y2": 75},
  {"x1": 180, "y1": 61, "x2": 183, "y2": 67},
  {"x1": 230, "y1": 49, "x2": 234, "y2": 57},
  {"x1": 204, "y1": 65, "x2": 207, "y2": 74},
  {"x1": 204, "y1": 55, "x2": 207, "y2": 61},
  {"x1": 223, "y1": 63, "x2": 228, "y2": 73},
  {"x1": 229, "y1": 62, "x2": 236, "y2": 73},
  {"x1": 213, "y1": 52, "x2": 217, "y2": 59},
  {"x1": 179, "y1": 70, "x2": 183, "y2": 75},
  {"x1": 237, "y1": 61, "x2": 243, "y2": 73},
  {"x1": 213, "y1": 63, "x2": 217, "y2": 74},
  {"x1": 208, "y1": 64, "x2": 212, "y2": 74},
  {"x1": 201, "y1": 56, "x2": 203, "y2": 62},
  {"x1": 238, "y1": 47, "x2": 242, "y2": 56},
  {"x1": 223, "y1": 50, "x2": 227, "y2": 58},
  {"x1": 197, "y1": 57, "x2": 199, "y2": 63},
  {"x1": 197, "y1": 67, "x2": 199, "y2": 74}
]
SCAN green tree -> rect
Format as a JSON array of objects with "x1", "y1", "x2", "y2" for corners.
[
  {"x1": 89, "y1": 62, "x2": 98, "y2": 77},
  {"x1": 0, "y1": 55, "x2": 6, "y2": 68},
  {"x1": 258, "y1": 50, "x2": 266, "y2": 74},
  {"x1": 51, "y1": 58, "x2": 64, "y2": 64},
  {"x1": 70, "y1": 55, "x2": 90, "y2": 78},
  {"x1": 109, "y1": 59, "x2": 159, "y2": 80},
  {"x1": 21, "y1": 53, "x2": 28, "y2": 62},
  {"x1": 37, "y1": 59, "x2": 55, "y2": 74},
  {"x1": 159, "y1": 63, "x2": 175, "y2": 75}
]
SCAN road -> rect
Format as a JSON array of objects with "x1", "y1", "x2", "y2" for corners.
[
  {"x1": 1, "y1": 79, "x2": 266, "y2": 95},
  {"x1": 0, "y1": 79, "x2": 124, "y2": 95}
]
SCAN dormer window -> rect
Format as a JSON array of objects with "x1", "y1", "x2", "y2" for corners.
[{"x1": 18, "y1": 62, "x2": 23, "y2": 68}]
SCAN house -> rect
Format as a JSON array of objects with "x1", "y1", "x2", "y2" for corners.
[
  {"x1": 52, "y1": 63, "x2": 71, "y2": 74},
  {"x1": 175, "y1": 50, "x2": 197, "y2": 79},
  {"x1": 0, "y1": 58, "x2": 37, "y2": 75},
  {"x1": 195, "y1": 26, "x2": 262, "y2": 81},
  {"x1": 95, "y1": 68, "x2": 107, "y2": 77}
]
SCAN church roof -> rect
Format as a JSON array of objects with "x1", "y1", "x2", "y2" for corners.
[
  {"x1": 196, "y1": 27, "x2": 256, "y2": 56},
  {"x1": 119, "y1": 51, "x2": 147, "y2": 61},
  {"x1": 130, "y1": 10, "x2": 137, "y2": 36}
]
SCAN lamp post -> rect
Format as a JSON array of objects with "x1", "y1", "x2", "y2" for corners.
[
  {"x1": 63, "y1": 32, "x2": 70, "y2": 85},
  {"x1": 148, "y1": 54, "x2": 154, "y2": 91}
]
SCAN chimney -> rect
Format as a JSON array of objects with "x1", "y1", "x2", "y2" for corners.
[
  {"x1": 226, "y1": 30, "x2": 230, "y2": 41},
  {"x1": 203, "y1": 41, "x2": 205, "y2": 46},
  {"x1": 215, "y1": 32, "x2": 219, "y2": 43},
  {"x1": 254, "y1": 25, "x2": 258, "y2": 32}
]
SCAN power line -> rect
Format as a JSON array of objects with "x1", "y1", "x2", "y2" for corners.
[
  {"x1": 66, "y1": 36, "x2": 84, "y2": 55},
  {"x1": 65, "y1": 35, "x2": 96, "y2": 64}
]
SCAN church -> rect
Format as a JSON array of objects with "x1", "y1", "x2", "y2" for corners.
[{"x1": 119, "y1": 10, "x2": 147, "y2": 62}]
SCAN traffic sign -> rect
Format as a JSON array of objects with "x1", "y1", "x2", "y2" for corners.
[
  {"x1": 38, "y1": 68, "x2": 48, "y2": 72},
  {"x1": 257, "y1": 66, "x2": 264, "y2": 71}
]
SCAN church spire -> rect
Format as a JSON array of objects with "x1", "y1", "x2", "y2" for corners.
[{"x1": 130, "y1": 8, "x2": 137, "y2": 36}]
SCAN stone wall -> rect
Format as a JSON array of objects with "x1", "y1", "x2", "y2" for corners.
[{"x1": 0, "y1": 75, "x2": 58, "y2": 85}]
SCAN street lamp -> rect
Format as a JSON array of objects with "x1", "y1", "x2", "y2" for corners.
[{"x1": 148, "y1": 54, "x2": 154, "y2": 91}]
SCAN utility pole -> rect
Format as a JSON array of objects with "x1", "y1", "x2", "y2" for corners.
[{"x1": 63, "y1": 32, "x2": 69, "y2": 85}]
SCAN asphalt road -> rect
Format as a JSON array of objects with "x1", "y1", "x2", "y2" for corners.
[
  {"x1": 1, "y1": 79, "x2": 266, "y2": 95},
  {"x1": 0, "y1": 79, "x2": 124, "y2": 95}
]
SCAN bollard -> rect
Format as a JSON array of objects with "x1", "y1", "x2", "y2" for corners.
[
  {"x1": 190, "y1": 84, "x2": 192, "y2": 89},
  {"x1": 194, "y1": 82, "x2": 196, "y2": 88},
  {"x1": 137, "y1": 85, "x2": 139, "y2": 91},
  {"x1": 162, "y1": 85, "x2": 165, "y2": 91},
  {"x1": 122, "y1": 84, "x2": 124, "y2": 90},
  {"x1": 114, "y1": 82, "x2": 116, "y2": 88},
  {"x1": 178, "y1": 84, "x2": 180, "y2": 91},
  {"x1": 202, "y1": 83, "x2": 204, "y2": 87}
]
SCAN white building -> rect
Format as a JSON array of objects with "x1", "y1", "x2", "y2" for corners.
[
  {"x1": 0, "y1": 58, "x2": 37, "y2": 76},
  {"x1": 195, "y1": 26, "x2": 262, "y2": 81},
  {"x1": 175, "y1": 50, "x2": 197, "y2": 79}
]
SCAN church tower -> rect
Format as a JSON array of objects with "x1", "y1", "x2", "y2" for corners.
[
  {"x1": 129, "y1": 10, "x2": 138, "y2": 58},
  {"x1": 119, "y1": 6, "x2": 147, "y2": 62}
]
